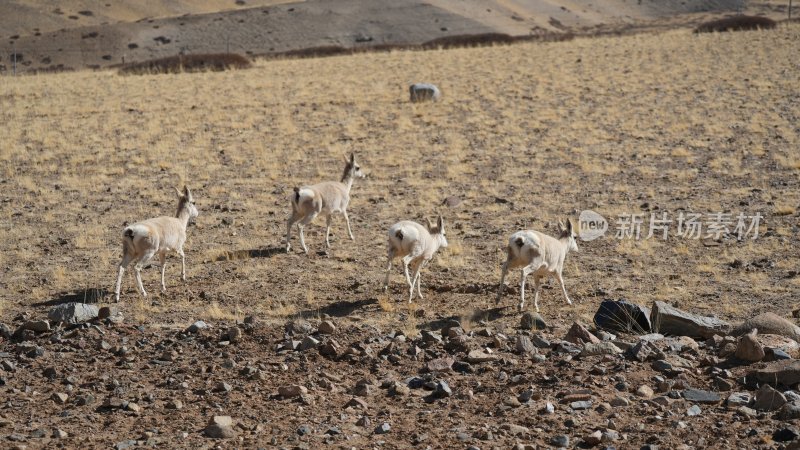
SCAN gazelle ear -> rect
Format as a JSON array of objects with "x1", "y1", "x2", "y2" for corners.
[
  {"x1": 566, "y1": 218, "x2": 573, "y2": 233},
  {"x1": 437, "y1": 215, "x2": 444, "y2": 232},
  {"x1": 175, "y1": 187, "x2": 183, "y2": 197},
  {"x1": 350, "y1": 153, "x2": 356, "y2": 163},
  {"x1": 557, "y1": 219, "x2": 565, "y2": 231},
  {"x1": 185, "y1": 186, "x2": 193, "y2": 202},
  {"x1": 425, "y1": 217, "x2": 433, "y2": 230}
]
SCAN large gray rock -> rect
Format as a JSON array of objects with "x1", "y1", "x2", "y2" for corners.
[
  {"x1": 48, "y1": 303, "x2": 99, "y2": 324},
  {"x1": 409, "y1": 83, "x2": 441, "y2": 102},
  {"x1": 731, "y1": 312, "x2": 800, "y2": 343},
  {"x1": 650, "y1": 301, "x2": 731, "y2": 339},
  {"x1": 750, "y1": 360, "x2": 800, "y2": 387}
]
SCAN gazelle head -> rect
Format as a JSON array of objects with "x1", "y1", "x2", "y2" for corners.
[
  {"x1": 342, "y1": 153, "x2": 365, "y2": 181},
  {"x1": 426, "y1": 215, "x2": 448, "y2": 249},
  {"x1": 176, "y1": 185, "x2": 199, "y2": 223},
  {"x1": 558, "y1": 218, "x2": 579, "y2": 252}
]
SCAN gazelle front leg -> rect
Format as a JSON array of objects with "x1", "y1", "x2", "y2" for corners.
[
  {"x1": 496, "y1": 260, "x2": 510, "y2": 304},
  {"x1": 343, "y1": 210, "x2": 354, "y2": 240},
  {"x1": 159, "y1": 252, "x2": 167, "y2": 293}
]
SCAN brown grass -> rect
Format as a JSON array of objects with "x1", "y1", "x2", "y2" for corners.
[{"x1": 0, "y1": 24, "x2": 798, "y2": 328}]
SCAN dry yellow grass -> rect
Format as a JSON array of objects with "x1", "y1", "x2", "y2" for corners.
[{"x1": 1, "y1": 25, "x2": 798, "y2": 326}]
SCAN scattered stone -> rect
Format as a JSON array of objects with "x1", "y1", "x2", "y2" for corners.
[
  {"x1": 735, "y1": 329, "x2": 765, "y2": 362},
  {"x1": 584, "y1": 430, "x2": 603, "y2": 445},
  {"x1": 628, "y1": 340, "x2": 659, "y2": 362},
  {"x1": 318, "y1": 320, "x2": 336, "y2": 335},
  {"x1": 521, "y1": 312, "x2": 547, "y2": 330},
  {"x1": 126, "y1": 402, "x2": 141, "y2": 413},
  {"x1": 501, "y1": 423, "x2": 529, "y2": 436},
  {"x1": 434, "y1": 381, "x2": 452, "y2": 398},
  {"x1": 226, "y1": 327, "x2": 242, "y2": 343},
  {"x1": 52, "y1": 429, "x2": 68, "y2": 439},
  {"x1": 48, "y1": 303, "x2": 99, "y2": 324},
  {"x1": 686, "y1": 405, "x2": 702, "y2": 416},
  {"x1": 51, "y1": 392, "x2": 68, "y2": 404},
  {"x1": 594, "y1": 299, "x2": 652, "y2": 333},
  {"x1": 564, "y1": 322, "x2": 601, "y2": 345},
  {"x1": 298, "y1": 335, "x2": 320, "y2": 351},
  {"x1": 737, "y1": 406, "x2": 758, "y2": 417},
  {"x1": 731, "y1": 312, "x2": 800, "y2": 343},
  {"x1": 650, "y1": 301, "x2": 731, "y2": 339},
  {"x1": 466, "y1": 350, "x2": 499, "y2": 363},
  {"x1": 773, "y1": 426, "x2": 800, "y2": 442},
  {"x1": 409, "y1": 83, "x2": 441, "y2": 102},
  {"x1": 683, "y1": 389, "x2": 721, "y2": 404},
  {"x1": 550, "y1": 435, "x2": 569, "y2": 447},
  {"x1": 185, "y1": 321, "x2": 208, "y2": 334},
  {"x1": 205, "y1": 416, "x2": 235, "y2": 439},
  {"x1": 753, "y1": 384, "x2": 787, "y2": 411},
  {"x1": 570, "y1": 400, "x2": 592, "y2": 410},
  {"x1": 778, "y1": 402, "x2": 800, "y2": 419},
  {"x1": 278, "y1": 385, "x2": 308, "y2": 398},
  {"x1": 611, "y1": 396, "x2": 630, "y2": 407},
  {"x1": 166, "y1": 400, "x2": 183, "y2": 410},
  {"x1": 727, "y1": 392, "x2": 752, "y2": 407},
  {"x1": 580, "y1": 341, "x2": 622, "y2": 357},
  {"x1": 374, "y1": 422, "x2": 391, "y2": 434},
  {"x1": 635, "y1": 385, "x2": 654, "y2": 399},
  {"x1": 389, "y1": 381, "x2": 410, "y2": 396},
  {"x1": 285, "y1": 319, "x2": 313, "y2": 335},
  {"x1": 215, "y1": 381, "x2": 232, "y2": 393},
  {"x1": 23, "y1": 320, "x2": 50, "y2": 333},
  {"x1": 542, "y1": 402, "x2": 555, "y2": 414},
  {"x1": 345, "y1": 397, "x2": 369, "y2": 409},
  {"x1": 515, "y1": 335, "x2": 537, "y2": 355},
  {"x1": 426, "y1": 357, "x2": 454, "y2": 373}
]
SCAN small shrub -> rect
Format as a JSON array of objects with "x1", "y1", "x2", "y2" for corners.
[
  {"x1": 118, "y1": 53, "x2": 251, "y2": 75},
  {"x1": 695, "y1": 15, "x2": 777, "y2": 33}
]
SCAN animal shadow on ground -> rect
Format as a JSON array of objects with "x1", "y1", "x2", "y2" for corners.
[
  {"x1": 215, "y1": 246, "x2": 285, "y2": 261},
  {"x1": 298, "y1": 298, "x2": 377, "y2": 318},
  {"x1": 33, "y1": 287, "x2": 109, "y2": 307}
]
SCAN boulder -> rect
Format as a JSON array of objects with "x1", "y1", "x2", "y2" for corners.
[
  {"x1": 731, "y1": 312, "x2": 800, "y2": 343},
  {"x1": 521, "y1": 312, "x2": 547, "y2": 330},
  {"x1": 205, "y1": 416, "x2": 235, "y2": 439},
  {"x1": 409, "y1": 83, "x2": 441, "y2": 102},
  {"x1": 48, "y1": 303, "x2": 99, "y2": 324},
  {"x1": 749, "y1": 360, "x2": 800, "y2": 388},
  {"x1": 564, "y1": 322, "x2": 601, "y2": 345},
  {"x1": 650, "y1": 301, "x2": 731, "y2": 339},
  {"x1": 753, "y1": 384, "x2": 787, "y2": 411},
  {"x1": 594, "y1": 299, "x2": 651, "y2": 333},
  {"x1": 735, "y1": 329, "x2": 765, "y2": 362}
]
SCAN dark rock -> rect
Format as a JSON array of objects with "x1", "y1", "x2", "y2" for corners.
[
  {"x1": 682, "y1": 389, "x2": 721, "y2": 404},
  {"x1": 778, "y1": 403, "x2": 800, "y2": 419},
  {"x1": 550, "y1": 435, "x2": 569, "y2": 447},
  {"x1": 594, "y1": 299, "x2": 651, "y2": 333},
  {"x1": 48, "y1": 303, "x2": 99, "y2": 324},
  {"x1": 515, "y1": 335, "x2": 537, "y2": 355},
  {"x1": 650, "y1": 301, "x2": 731, "y2": 339},
  {"x1": 185, "y1": 321, "x2": 208, "y2": 333},
  {"x1": 375, "y1": 422, "x2": 391, "y2": 434},
  {"x1": 753, "y1": 384, "x2": 786, "y2": 411},
  {"x1": 521, "y1": 312, "x2": 547, "y2": 330},
  {"x1": 773, "y1": 426, "x2": 800, "y2": 442},
  {"x1": 749, "y1": 360, "x2": 800, "y2": 387},
  {"x1": 564, "y1": 322, "x2": 601, "y2": 345}
]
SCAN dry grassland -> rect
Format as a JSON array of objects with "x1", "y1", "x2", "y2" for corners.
[{"x1": 0, "y1": 24, "x2": 798, "y2": 332}]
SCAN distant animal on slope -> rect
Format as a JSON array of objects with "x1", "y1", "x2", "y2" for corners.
[
  {"x1": 114, "y1": 186, "x2": 199, "y2": 302},
  {"x1": 383, "y1": 216, "x2": 448, "y2": 302},
  {"x1": 496, "y1": 219, "x2": 579, "y2": 312},
  {"x1": 286, "y1": 153, "x2": 364, "y2": 254}
]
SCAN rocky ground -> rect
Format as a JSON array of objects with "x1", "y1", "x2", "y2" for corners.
[{"x1": 3, "y1": 300, "x2": 800, "y2": 449}]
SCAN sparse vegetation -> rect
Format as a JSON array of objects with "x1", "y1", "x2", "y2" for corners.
[
  {"x1": 695, "y1": 15, "x2": 777, "y2": 33},
  {"x1": 118, "y1": 53, "x2": 251, "y2": 75}
]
